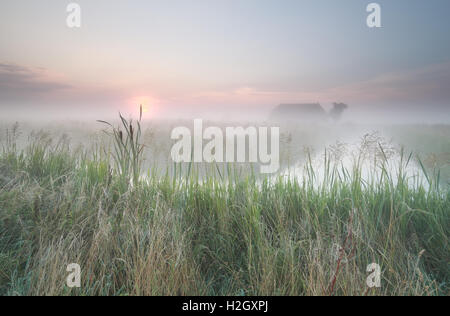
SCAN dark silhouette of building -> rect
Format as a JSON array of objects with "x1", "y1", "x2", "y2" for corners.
[
  {"x1": 271, "y1": 103, "x2": 327, "y2": 121},
  {"x1": 271, "y1": 102, "x2": 348, "y2": 122}
]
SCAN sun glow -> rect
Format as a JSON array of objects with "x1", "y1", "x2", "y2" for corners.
[{"x1": 129, "y1": 95, "x2": 159, "y2": 118}]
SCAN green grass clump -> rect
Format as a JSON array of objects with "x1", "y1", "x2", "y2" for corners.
[{"x1": 0, "y1": 118, "x2": 448, "y2": 296}]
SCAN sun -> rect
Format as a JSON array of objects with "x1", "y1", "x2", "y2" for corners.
[
  {"x1": 140, "y1": 103, "x2": 149, "y2": 113},
  {"x1": 129, "y1": 95, "x2": 158, "y2": 118}
]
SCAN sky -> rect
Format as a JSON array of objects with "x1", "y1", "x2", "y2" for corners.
[{"x1": 0, "y1": 0, "x2": 450, "y2": 121}]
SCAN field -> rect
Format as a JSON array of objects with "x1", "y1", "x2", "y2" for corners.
[{"x1": 0, "y1": 118, "x2": 448, "y2": 296}]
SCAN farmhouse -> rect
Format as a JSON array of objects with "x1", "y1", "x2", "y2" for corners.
[
  {"x1": 271, "y1": 103, "x2": 327, "y2": 121},
  {"x1": 271, "y1": 103, "x2": 348, "y2": 122}
]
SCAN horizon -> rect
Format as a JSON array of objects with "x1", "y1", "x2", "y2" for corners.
[
  {"x1": 1, "y1": 0, "x2": 450, "y2": 122},
  {"x1": 0, "y1": 1, "x2": 449, "y2": 299}
]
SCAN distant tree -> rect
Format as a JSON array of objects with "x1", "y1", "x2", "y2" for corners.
[{"x1": 329, "y1": 102, "x2": 348, "y2": 121}]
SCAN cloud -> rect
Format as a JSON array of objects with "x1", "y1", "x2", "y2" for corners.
[
  {"x1": 0, "y1": 63, "x2": 71, "y2": 102},
  {"x1": 1, "y1": 60, "x2": 449, "y2": 119},
  {"x1": 0, "y1": 63, "x2": 129, "y2": 116},
  {"x1": 182, "y1": 62, "x2": 450, "y2": 110},
  {"x1": 324, "y1": 62, "x2": 450, "y2": 105}
]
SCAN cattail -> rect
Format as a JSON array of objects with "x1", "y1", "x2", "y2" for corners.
[
  {"x1": 130, "y1": 123, "x2": 134, "y2": 141},
  {"x1": 119, "y1": 130, "x2": 123, "y2": 142}
]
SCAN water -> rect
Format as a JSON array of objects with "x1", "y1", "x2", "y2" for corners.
[{"x1": 276, "y1": 132, "x2": 429, "y2": 189}]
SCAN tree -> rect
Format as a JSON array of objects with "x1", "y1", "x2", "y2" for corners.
[{"x1": 329, "y1": 103, "x2": 348, "y2": 122}]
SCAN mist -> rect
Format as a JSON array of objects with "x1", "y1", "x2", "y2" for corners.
[{"x1": 1, "y1": 1, "x2": 449, "y2": 297}]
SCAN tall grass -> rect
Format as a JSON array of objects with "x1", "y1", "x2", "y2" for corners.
[
  {"x1": 0, "y1": 119, "x2": 448, "y2": 296},
  {"x1": 97, "y1": 106, "x2": 144, "y2": 187}
]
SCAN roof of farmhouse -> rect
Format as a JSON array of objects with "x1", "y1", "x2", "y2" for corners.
[{"x1": 272, "y1": 103, "x2": 327, "y2": 117}]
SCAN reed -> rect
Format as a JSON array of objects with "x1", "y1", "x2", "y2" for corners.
[{"x1": 0, "y1": 118, "x2": 448, "y2": 296}]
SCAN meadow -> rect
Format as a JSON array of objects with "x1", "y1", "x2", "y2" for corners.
[{"x1": 0, "y1": 117, "x2": 448, "y2": 296}]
